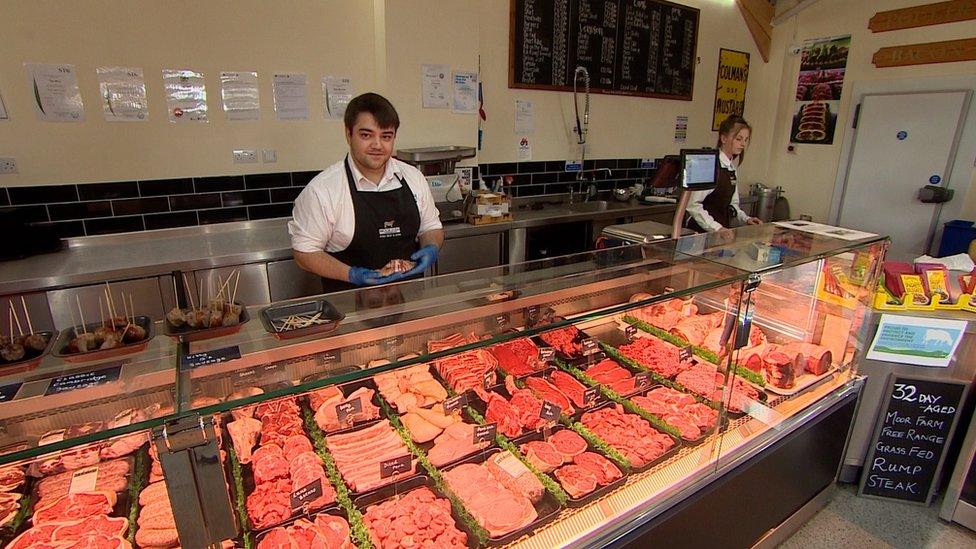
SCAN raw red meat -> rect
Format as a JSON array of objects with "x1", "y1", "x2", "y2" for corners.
[
  {"x1": 520, "y1": 440, "x2": 564, "y2": 472},
  {"x1": 283, "y1": 433, "x2": 315, "y2": 461},
  {"x1": 476, "y1": 386, "x2": 528, "y2": 438},
  {"x1": 553, "y1": 464, "x2": 599, "y2": 498},
  {"x1": 781, "y1": 342, "x2": 833, "y2": 375},
  {"x1": 631, "y1": 386, "x2": 718, "y2": 440},
  {"x1": 362, "y1": 486, "x2": 467, "y2": 549},
  {"x1": 52, "y1": 515, "x2": 128, "y2": 540},
  {"x1": 670, "y1": 312, "x2": 724, "y2": 345},
  {"x1": 228, "y1": 416, "x2": 262, "y2": 464},
  {"x1": 247, "y1": 479, "x2": 293, "y2": 529},
  {"x1": 572, "y1": 452, "x2": 622, "y2": 485},
  {"x1": 443, "y1": 463, "x2": 537, "y2": 538},
  {"x1": 430, "y1": 333, "x2": 499, "y2": 393},
  {"x1": 618, "y1": 337, "x2": 692, "y2": 378},
  {"x1": 581, "y1": 405, "x2": 675, "y2": 467},
  {"x1": 490, "y1": 337, "x2": 544, "y2": 376},
  {"x1": 628, "y1": 297, "x2": 698, "y2": 330},
  {"x1": 539, "y1": 326, "x2": 584, "y2": 357},
  {"x1": 549, "y1": 429, "x2": 587, "y2": 460},
  {"x1": 258, "y1": 513, "x2": 353, "y2": 549},
  {"x1": 253, "y1": 447, "x2": 290, "y2": 485},
  {"x1": 675, "y1": 363, "x2": 760, "y2": 412},
  {"x1": 32, "y1": 491, "x2": 116, "y2": 524},
  {"x1": 35, "y1": 458, "x2": 130, "y2": 504},
  {"x1": 549, "y1": 370, "x2": 589, "y2": 408},
  {"x1": 586, "y1": 359, "x2": 637, "y2": 394},
  {"x1": 313, "y1": 387, "x2": 381, "y2": 432},
  {"x1": 524, "y1": 375, "x2": 575, "y2": 415},
  {"x1": 325, "y1": 420, "x2": 416, "y2": 493}
]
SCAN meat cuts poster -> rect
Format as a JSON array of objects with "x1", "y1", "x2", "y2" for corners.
[{"x1": 790, "y1": 35, "x2": 851, "y2": 145}]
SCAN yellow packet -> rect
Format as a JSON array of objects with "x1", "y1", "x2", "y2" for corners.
[
  {"x1": 900, "y1": 274, "x2": 930, "y2": 305},
  {"x1": 923, "y1": 269, "x2": 950, "y2": 303}
]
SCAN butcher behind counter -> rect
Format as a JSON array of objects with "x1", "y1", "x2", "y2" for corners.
[{"x1": 288, "y1": 93, "x2": 444, "y2": 293}]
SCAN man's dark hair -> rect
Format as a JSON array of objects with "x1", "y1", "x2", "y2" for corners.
[{"x1": 344, "y1": 93, "x2": 400, "y2": 132}]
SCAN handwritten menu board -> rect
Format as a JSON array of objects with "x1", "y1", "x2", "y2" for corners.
[
  {"x1": 510, "y1": 0, "x2": 699, "y2": 100},
  {"x1": 859, "y1": 375, "x2": 968, "y2": 504}
]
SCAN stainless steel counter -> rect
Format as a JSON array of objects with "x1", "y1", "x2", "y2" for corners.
[{"x1": 0, "y1": 201, "x2": 675, "y2": 294}]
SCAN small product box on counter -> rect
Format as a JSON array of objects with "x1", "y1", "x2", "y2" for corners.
[{"x1": 466, "y1": 190, "x2": 512, "y2": 226}]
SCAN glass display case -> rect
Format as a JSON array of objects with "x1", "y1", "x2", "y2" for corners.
[{"x1": 0, "y1": 225, "x2": 887, "y2": 549}]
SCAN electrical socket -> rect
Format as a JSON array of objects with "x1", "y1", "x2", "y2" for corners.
[
  {"x1": 232, "y1": 149, "x2": 257, "y2": 164},
  {"x1": 262, "y1": 149, "x2": 277, "y2": 163},
  {"x1": 0, "y1": 157, "x2": 18, "y2": 174}
]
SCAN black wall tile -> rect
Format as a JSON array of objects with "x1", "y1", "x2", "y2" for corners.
[
  {"x1": 245, "y1": 172, "x2": 291, "y2": 189},
  {"x1": 291, "y1": 171, "x2": 319, "y2": 186},
  {"x1": 583, "y1": 159, "x2": 595, "y2": 170},
  {"x1": 270, "y1": 187, "x2": 302, "y2": 203},
  {"x1": 593, "y1": 159, "x2": 618, "y2": 170},
  {"x1": 198, "y1": 207, "x2": 246, "y2": 225},
  {"x1": 531, "y1": 172, "x2": 559, "y2": 184},
  {"x1": 545, "y1": 160, "x2": 570, "y2": 172},
  {"x1": 558, "y1": 171, "x2": 578, "y2": 183},
  {"x1": 518, "y1": 185, "x2": 546, "y2": 197},
  {"x1": 483, "y1": 162, "x2": 516, "y2": 176},
  {"x1": 0, "y1": 205, "x2": 49, "y2": 223},
  {"x1": 44, "y1": 221, "x2": 86, "y2": 238},
  {"x1": 194, "y1": 175, "x2": 244, "y2": 192},
  {"x1": 222, "y1": 190, "x2": 270, "y2": 207},
  {"x1": 78, "y1": 181, "x2": 139, "y2": 201},
  {"x1": 9, "y1": 184, "x2": 77, "y2": 204},
  {"x1": 546, "y1": 183, "x2": 571, "y2": 195},
  {"x1": 171, "y1": 193, "x2": 220, "y2": 211},
  {"x1": 248, "y1": 203, "x2": 293, "y2": 220},
  {"x1": 138, "y1": 178, "x2": 193, "y2": 196},
  {"x1": 517, "y1": 161, "x2": 547, "y2": 173},
  {"x1": 0, "y1": 188, "x2": 8, "y2": 206},
  {"x1": 112, "y1": 197, "x2": 170, "y2": 216},
  {"x1": 48, "y1": 201, "x2": 112, "y2": 221},
  {"x1": 85, "y1": 215, "x2": 144, "y2": 236},
  {"x1": 145, "y1": 211, "x2": 198, "y2": 230}
]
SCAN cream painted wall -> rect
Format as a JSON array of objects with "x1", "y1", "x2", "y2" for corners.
[
  {"x1": 765, "y1": 0, "x2": 976, "y2": 222},
  {"x1": 0, "y1": 0, "x2": 774, "y2": 191},
  {"x1": 0, "y1": 0, "x2": 376, "y2": 186}
]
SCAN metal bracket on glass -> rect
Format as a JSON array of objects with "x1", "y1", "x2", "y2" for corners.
[
  {"x1": 743, "y1": 274, "x2": 762, "y2": 293},
  {"x1": 153, "y1": 415, "x2": 238, "y2": 548}
]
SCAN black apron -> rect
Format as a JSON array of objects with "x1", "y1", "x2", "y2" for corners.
[
  {"x1": 321, "y1": 157, "x2": 422, "y2": 293},
  {"x1": 687, "y1": 165, "x2": 737, "y2": 233}
]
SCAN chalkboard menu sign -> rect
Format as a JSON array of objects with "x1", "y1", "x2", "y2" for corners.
[
  {"x1": 859, "y1": 375, "x2": 969, "y2": 504},
  {"x1": 510, "y1": 0, "x2": 700, "y2": 100}
]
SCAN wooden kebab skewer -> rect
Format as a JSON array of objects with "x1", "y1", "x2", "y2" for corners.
[
  {"x1": 8, "y1": 301, "x2": 23, "y2": 336},
  {"x1": 76, "y1": 295, "x2": 88, "y2": 334},
  {"x1": 67, "y1": 299, "x2": 78, "y2": 336},
  {"x1": 231, "y1": 269, "x2": 241, "y2": 305},
  {"x1": 99, "y1": 296, "x2": 106, "y2": 328},
  {"x1": 182, "y1": 273, "x2": 196, "y2": 310},
  {"x1": 20, "y1": 296, "x2": 34, "y2": 335}
]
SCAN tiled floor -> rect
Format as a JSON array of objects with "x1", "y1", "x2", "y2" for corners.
[{"x1": 780, "y1": 484, "x2": 975, "y2": 548}]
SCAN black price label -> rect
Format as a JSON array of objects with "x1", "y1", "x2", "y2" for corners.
[
  {"x1": 482, "y1": 369, "x2": 495, "y2": 389},
  {"x1": 495, "y1": 313, "x2": 509, "y2": 328},
  {"x1": 442, "y1": 394, "x2": 466, "y2": 415},
  {"x1": 473, "y1": 423, "x2": 497, "y2": 444},
  {"x1": 625, "y1": 325, "x2": 637, "y2": 340},
  {"x1": 525, "y1": 305, "x2": 540, "y2": 326},
  {"x1": 290, "y1": 478, "x2": 323, "y2": 510},
  {"x1": 0, "y1": 382, "x2": 23, "y2": 403},
  {"x1": 543, "y1": 307, "x2": 555, "y2": 322},
  {"x1": 46, "y1": 364, "x2": 122, "y2": 396},
  {"x1": 635, "y1": 372, "x2": 651, "y2": 389},
  {"x1": 336, "y1": 399, "x2": 363, "y2": 424},
  {"x1": 679, "y1": 346, "x2": 693, "y2": 362},
  {"x1": 540, "y1": 401, "x2": 561, "y2": 421},
  {"x1": 583, "y1": 386, "x2": 600, "y2": 406},
  {"x1": 181, "y1": 345, "x2": 242, "y2": 370},
  {"x1": 581, "y1": 338, "x2": 600, "y2": 356},
  {"x1": 539, "y1": 347, "x2": 555, "y2": 361},
  {"x1": 380, "y1": 455, "x2": 412, "y2": 479}
]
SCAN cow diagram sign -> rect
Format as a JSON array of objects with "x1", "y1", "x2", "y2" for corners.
[{"x1": 867, "y1": 314, "x2": 966, "y2": 368}]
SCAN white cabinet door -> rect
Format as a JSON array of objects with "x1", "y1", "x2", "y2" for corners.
[{"x1": 838, "y1": 91, "x2": 968, "y2": 258}]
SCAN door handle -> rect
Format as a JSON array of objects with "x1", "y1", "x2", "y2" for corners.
[{"x1": 918, "y1": 185, "x2": 953, "y2": 204}]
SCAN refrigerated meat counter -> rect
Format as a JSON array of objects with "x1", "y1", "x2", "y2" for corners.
[{"x1": 0, "y1": 224, "x2": 887, "y2": 549}]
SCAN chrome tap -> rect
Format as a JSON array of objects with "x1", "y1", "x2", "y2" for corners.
[{"x1": 570, "y1": 168, "x2": 612, "y2": 202}]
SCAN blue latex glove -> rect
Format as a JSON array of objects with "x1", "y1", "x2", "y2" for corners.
[
  {"x1": 347, "y1": 266, "x2": 388, "y2": 286},
  {"x1": 402, "y1": 245, "x2": 439, "y2": 278}
]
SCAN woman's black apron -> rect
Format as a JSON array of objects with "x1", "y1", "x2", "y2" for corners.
[
  {"x1": 687, "y1": 165, "x2": 737, "y2": 233},
  {"x1": 321, "y1": 157, "x2": 422, "y2": 293}
]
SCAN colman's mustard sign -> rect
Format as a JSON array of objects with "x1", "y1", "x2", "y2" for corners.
[{"x1": 712, "y1": 49, "x2": 750, "y2": 131}]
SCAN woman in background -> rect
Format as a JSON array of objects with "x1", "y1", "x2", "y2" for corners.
[{"x1": 685, "y1": 115, "x2": 762, "y2": 232}]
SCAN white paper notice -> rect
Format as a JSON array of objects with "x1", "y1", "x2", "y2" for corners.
[
  {"x1": 452, "y1": 71, "x2": 478, "y2": 114},
  {"x1": 162, "y1": 69, "x2": 208, "y2": 123},
  {"x1": 517, "y1": 136, "x2": 532, "y2": 161},
  {"x1": 421, "y1": 64, "x2": 450, "y2": 109},
  {"x1": 0, "y1": 90, "x2": 7, "y2": 119},
  {"x1": 220, "y1": 71, "x2": 260, "y2": 121},
  {"x1": 96, "y1": 67, "x2": 148, "y2": 122},
  {"x1": 272, "y1": 73, "x2": 309, "y2": 120},
  {"x1": 25, "y1": 63, "x2": 85, "y2": 122},
  {"x1": 322, "y1": 75, "x2": 352, "y2": 120},
  {"x1": 515, "y1": 99, "x2": 534, "y2": 134},
  {"x1": 772, "y1": 221, "x2": 878, "y2": 241}
]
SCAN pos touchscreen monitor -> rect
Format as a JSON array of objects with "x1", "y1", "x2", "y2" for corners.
[{"x1": 680, "y1": 149, "x2": 719, "y2": 190}]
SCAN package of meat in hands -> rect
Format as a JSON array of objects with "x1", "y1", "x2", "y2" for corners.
[
  {"x1": 517, "y1": 425, "x2": 626, "y2": 506},
  {"x1": 354, "y1": 475, "x2": 474, "y2": 549},
  {"x1": 441, "y1": 448, "x2": 561, "y2": 545}
]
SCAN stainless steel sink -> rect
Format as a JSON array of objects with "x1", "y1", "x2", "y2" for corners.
[{"x1": 566, "y1": 200, "x2": 611, "y2": 212}]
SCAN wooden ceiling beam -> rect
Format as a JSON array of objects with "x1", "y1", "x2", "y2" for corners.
[{"x1": 736, "y1": 0, "x2": 773, "y2": 62}]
